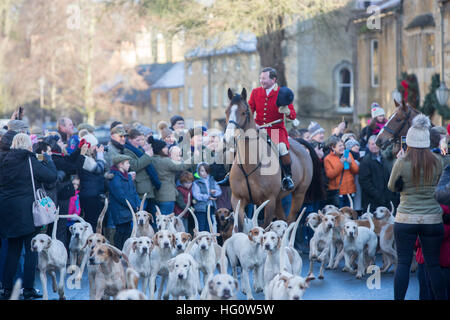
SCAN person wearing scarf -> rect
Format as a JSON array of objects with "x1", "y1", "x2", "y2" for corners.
[{"x1": 359, "y1": 102, "x2": 387, "y2": 151}]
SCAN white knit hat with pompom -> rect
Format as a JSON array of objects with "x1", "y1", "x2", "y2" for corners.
[{"x1": 406, "y1": 114, "x2": 431, "y2": 148}]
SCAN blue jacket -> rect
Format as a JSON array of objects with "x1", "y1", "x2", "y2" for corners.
[{"x1": 108, "y1": 167, "x2": 140, "y2": 226}]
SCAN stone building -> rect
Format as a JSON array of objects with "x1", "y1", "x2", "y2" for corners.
[{"x1": 351, "y1": 0, "x2": 448, "y2": 127}]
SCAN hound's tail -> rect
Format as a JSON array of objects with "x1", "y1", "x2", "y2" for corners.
[
  {"x1": 96, "y1": 198, "x2": 109, "y2": 235},
  {"x1": 9, "y1": 279, "x2": 22, "y2": 300},
  {"x1": 126, "y1": 199, "x2": 138, "y2": 238}
]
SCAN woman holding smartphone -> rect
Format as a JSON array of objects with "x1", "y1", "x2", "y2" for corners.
[{"x1": 324, "y1": 137, "x2": 359, "y2": 208}]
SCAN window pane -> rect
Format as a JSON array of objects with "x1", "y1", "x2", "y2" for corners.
[
  {"x1": 188, "y1": 87, "x2": 193, "y2": 109},
  {"x1": 203, "y1": 85, "x2": 208, "y2": 108},
  {"x1": 340, "y1": 69, "x2": 351, "y2": 84},
  {"x1": 179, "y1": 91, "x2": 184, "y2": 111},
  {"x1": 426, "y1": 34, "x2": 435, "y2": 68},
  {"x1": 167, "y1": 91, "x2": 172, "y2": 112},
  {"x1": 339, "y1": 87, "x2": 350, "y2": 108},
  {"x1": 371, "y1": 40, "x2": 379, "y2": 87}
]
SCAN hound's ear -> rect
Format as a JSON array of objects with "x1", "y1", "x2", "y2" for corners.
[
  {"x1": 186, "y1": 233, "x2": 192, "y2": 241},
  {"x1": 152, "y1": 233, "x2": 159, "y2": 247},
  {"x1": 208, "y1": 279, "x2": 216, "y2": 293},
  {"x1": 234, "y1": 279, "x2": 239, "y2": 290},
  {"x1": 168, "y1": 213, "x2": 174, "y2": 219},
  {"x1": 276, "y1": 237, "x2": 281, "y2": 249},
  {"x1": 69, "y1": 225, "x2": 74, "y2": 234},
  {"x1": 228, "y1": 88, "x2": 233, "y2": 100},
  {"x1": 108, "y1": 247, "x2": 121, "y2": 263},
  {"x1": 171, "y1": 234, "x2": 176, "y2": 247},
  {"x1": 280, "y1": 275, "x2": 290, "y2": 287},
  {"x1": 241, "y1": 87, "x2": 247, "y2": 101},
  {"x1": 84, "y1": 224, "x2": 90, "y2": 231},
  {"x1": 45, "y1": 238, "x2": 52, "y2": 250},
  {"x1": 248, "y1": 231, "x2": 253, "y2": 242},
  {"x1": 168, "y1": 258, "x2": 176, "y2": 272},
  {"x1": 132, "y1": 240, "x2": 138, "y2": 253}
]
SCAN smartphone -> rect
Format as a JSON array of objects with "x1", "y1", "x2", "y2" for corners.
[
  {"x1": 15, "y1": 107, "x2": 23, "y2": 120},
  {"x1": 401, "y1": 136, "x2": 407, "y2": 151},
  {"x1": 343, "y1": 149, "x2": 350, "y2": 170}
]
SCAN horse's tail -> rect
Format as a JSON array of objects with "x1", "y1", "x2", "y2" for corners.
[{"x1": 295, "y1": 138, "x2": 325, "y2": 203}]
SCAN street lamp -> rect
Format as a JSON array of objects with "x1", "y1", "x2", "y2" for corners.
[
  {"x1": 436, "y1": 0, "x2": 450, "y2": 106},
  {"x1": 436, "y1": 81, "x2": 450, "y2": 106}
]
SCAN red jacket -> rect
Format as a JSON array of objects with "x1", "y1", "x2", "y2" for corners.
[
  {"x1": 415, "y1": 205, "x2": 450, "y2": 268},
  {"x1": 248, "y1": 85, "x2": 296, "y2": 148}
]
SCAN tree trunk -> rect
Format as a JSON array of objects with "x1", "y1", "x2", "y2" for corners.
[{"x1": 256, "y1": 27, "x2": 287, "y2": 87}]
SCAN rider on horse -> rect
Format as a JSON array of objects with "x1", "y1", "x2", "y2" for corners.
[{"x1": 219, "y1": 67, "x2": 297, "y2": 191}]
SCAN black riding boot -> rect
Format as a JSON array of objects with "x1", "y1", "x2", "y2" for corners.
[{"x1": 280, "y1": 154, "x2": 294, "y2": 191}]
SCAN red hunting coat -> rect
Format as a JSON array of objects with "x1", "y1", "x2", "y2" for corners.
[{"x1": 248, "y1": 85, "x2": 296, "y2": 148}]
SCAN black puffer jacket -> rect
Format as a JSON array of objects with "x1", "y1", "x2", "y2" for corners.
[
  {"x1": 435, "y1": 164, "x2": 450, "y2": 206},
  {"x1": 0, "y1": 149, "x2": 57, "y2": 238}
]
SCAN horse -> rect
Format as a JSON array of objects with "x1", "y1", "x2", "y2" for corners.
[
  {"x1": 376, "y1": 99, "x2": 421, "y2": 150},
  {"x1": 223, "y1": 88, "x2": 322, "y2": 228}
]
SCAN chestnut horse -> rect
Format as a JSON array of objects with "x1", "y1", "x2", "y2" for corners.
[
  {"x1": 376, "y1": 100, "x2": 421, "y2": 150},
  {"x1": 224, "y1": 88, "x2": 321, "y2": 228}
]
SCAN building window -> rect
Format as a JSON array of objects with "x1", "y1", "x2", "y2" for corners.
[
  {"x1": 202, "y1": 60, "x2": 208, "y2": 75},
  {"x1": 187, "y1": 63, "x2": 193, "y2": 76},
  {"x1": 167, "y1": 91, "x2": 172, "y2": 112},
  {"x1": 334, "y1": 62, "x2": 353, "y2": 109},
  {"x1": 223, "y1": 86, "x2": 229, "y2": 107},
  {"x1": 179, "y1": 91, "x2": 184, "y2": 111},
  {"x1": 370, "y1": 39, "x2": 379, "y2": 87},
  {"x1": 235, "y1": 57, "x2": 241, "y2": 71},
  {"x1": 212, "y1": 60, "x2": 218, "y2": 73},
  {"x1": 212, "y1": 85, "x2": 218, "y2": 108},
  {"x1": 222, "y1": 58, "x2": 227, "y2": 72},
  {"x1": 426, "y1": 33, "x2": 435, "y2": 68},
  {"x1": 156, "y1": 92, "x2": 161, "y2": 113},
  {"x1": 188, "y1": 87, "x2": 193, "y2": 109},
  {"x1": 202, "y1": 85, "x2": 208, "y2": 109},
  {"x1": 249, "y1": 55, "x2": 256, "y2": 70}
]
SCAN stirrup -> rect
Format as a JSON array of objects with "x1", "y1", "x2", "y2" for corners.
[{"x1": 282, "y1": 176, "x2": 294, "y2": 191}]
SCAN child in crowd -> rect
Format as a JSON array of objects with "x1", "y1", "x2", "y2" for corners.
[
  {"x1": 192, "y1": 162, "x2": 222, "y2": 232},
  {"x1": 174, "y1": 171, "x2": 194, "y2": 232},
  {"x1": 108, "y1": 154, "x2": 140, "y2": 250}
]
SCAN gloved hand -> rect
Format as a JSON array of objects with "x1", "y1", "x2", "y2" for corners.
[{"x1": 279, "y1": 106, "x2": 290, "y2": 116}]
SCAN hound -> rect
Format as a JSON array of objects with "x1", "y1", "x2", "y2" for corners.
[
  {"x1": 334, "y1": 213, "x2": 378, "y2": 279},
  {"x1": 31, "y1": 211, "x2": 67, "y2": 300},
  {"x1": 324, "y1": 210, "x2": 350, "y2": 269},
  {"x1": 82, "y1": 199, "x2": 110, "y2": 300},
  {"x1": 215, "y1": 207, "x2": 234, "y2": 245},
  {"x1": 322, "y1": 204, "x2": 339, "y2": 215},
  {"x1": 264, "y1": 211, "x2": 311, "y2": 300},
  {"x1": 166, "y1": 253, "x2": 200, "y2": 300},
  {"x1": 88, "y1": 243, "x2": 130, "y2": 299},
  {"x1": 222, "y1": 201, "x2": 269, "y2": 300},
  {"x1": 264, "y1": 220, "x2": 288, "y2": 238},
  {"x1": 263, "y1": 208, "x2": 306, "y2": 286},
  {"x1": 149, "y1": 229, "x2": 176, "y2": 300},
  {"x1": 67, "y1": 215, "x2": 93, "y2": 282},
  {"x1": 126, "y1": 236, "x2": 153, "y2": 296},
  {"x1": 133, "y1": 194, "x2": 155, "y2": 238},
  {"x1": 155, "y1": 194, "x2": 191, "y2": 233},
  {"x1": 204, "y1": 242, "x2": 239, "y2": 300},
  {"x1": 186, "y1": 205, "x2": 222, "y2": 298},
  {"x1": 307, "y1": 211, "x2": 336, "y2": 280},
  {"x1": 115, "y1": 268, "x2": 147, "y2": 300},
  {"x1": 174, "y1": 232, "x2": 192, "y2": 255}
]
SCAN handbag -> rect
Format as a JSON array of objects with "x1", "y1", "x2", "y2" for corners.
[{"x1": 29, "y1": 157, "x2": 58, "y2": 227}]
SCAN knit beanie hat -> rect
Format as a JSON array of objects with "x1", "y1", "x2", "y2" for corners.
[
  {"x1": 308, "y1": 121, "x2": 325, "y2": 138},
  {"x1": 406, "y1": 114, "x2": 431, "y2": 149},
  {"x1": 170, "y1": 115, "x2": 184, "y2": 128},
  {"x1": 160, "y1": 127, "x2": 174, "y2": 141},
  {"x1": 345, "y1": 139, "x2": 360, "y2": 150},
  {"x1": 371, "y1": 103, "x2": 385, "y2": 118},
  {"x1": 148, "y1": 135, "x2": 167, "y2": 155}
]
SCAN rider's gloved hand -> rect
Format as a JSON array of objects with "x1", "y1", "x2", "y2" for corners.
[{"x1": 278, "y1": 106, "x2": 290, "y2": 116}]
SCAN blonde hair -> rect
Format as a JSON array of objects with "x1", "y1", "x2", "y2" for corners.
[{"x1": 11, "y1": 133, "x2": 32, "y2": 151}]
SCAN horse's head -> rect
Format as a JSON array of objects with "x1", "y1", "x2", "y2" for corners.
[
  {"x1": 224, "y1": 88, "x2": 253, "y2": 143},
  {"x1": 376, "y1": 100, "x2": 419, "y2": 150}
]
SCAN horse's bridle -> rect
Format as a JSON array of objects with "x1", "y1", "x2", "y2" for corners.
[
  {"x1": 227, "y1": 100, "x2": 251, "y2": 131},
  {"x1": 381, "y1": 105, "x2": 414, "y2": 148}
]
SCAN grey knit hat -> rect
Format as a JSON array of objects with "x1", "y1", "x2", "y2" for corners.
[
  {"x1": 406, "y1": 114, "x2": 431, "y2": 149},
  {"x1": 308, "y1": 121, "x2": 325, "y2": 138},
  {"x1": 7, "y1": 120, "x2": 29, "y2": 133},
  {"x1": 345, "y1": 139, "x2": 360, "y2": 150}
]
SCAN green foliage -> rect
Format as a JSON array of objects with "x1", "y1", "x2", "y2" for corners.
[{"x1": 420, "y1": 74, "x2": 450, "y2": 120}]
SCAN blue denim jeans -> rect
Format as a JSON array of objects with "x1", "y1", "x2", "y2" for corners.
[
  {"x1": 157, "y1": 201, "x2": 175, "y2": 215},
  {"x1": 195, "y1": 210, "x2": 216, "y2": 232},
  {"x1": 394, "y1": 222, "x2": 447, "y2": 300},
  {"x1": 417, "y1": 263, "x2": 435, "y2": 300}
]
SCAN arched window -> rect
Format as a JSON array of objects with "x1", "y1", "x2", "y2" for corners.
[{"x1": 334, "y1": 62, "x2": 353, "y2": 110}]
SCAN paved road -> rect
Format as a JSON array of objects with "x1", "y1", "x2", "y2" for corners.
[{"x1": 30, "y1": 253, "x2": 419, "y2": 300}]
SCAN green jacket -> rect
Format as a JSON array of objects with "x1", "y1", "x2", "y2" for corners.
[
  {"x1": 388, "y1": 153, "x2": 443, "y2": 219},
  {"x1": 151, "y1": 155, "x2": 193, "y2": 202},
  {"x1": 123, "y1": 148, "x2": 155, "y2": 199},
  {"x1": 104, "y1": 141, "x2": 123, "y2": 171}
]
